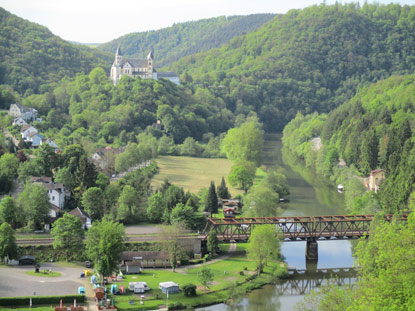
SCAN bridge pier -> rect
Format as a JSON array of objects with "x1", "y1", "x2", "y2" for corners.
[{"x1": 306, "y1": 238, "x2": 318, "y2": 261}]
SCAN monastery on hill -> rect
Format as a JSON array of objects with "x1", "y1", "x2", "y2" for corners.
[{"x1": 110, "y1": 47, "x2": 180, "y2": 85}]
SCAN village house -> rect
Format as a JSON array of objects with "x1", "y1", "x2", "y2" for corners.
[
  {"x1": 31, "y1": 177, "x2": 67, "y2": 213},
  {"x1": 68, "y1": 207, "x2": 92, "y2": 230},
  {"x1": 110, "y1": 47, "x2": 180, "y2": 85},
  {"x1": 367, "y1": 169, "x2": 385, "y2": 193},
  {"x1": 220, "y1": 199, "x2": 241, "y2": 213},
  {"x1": 12, "y1": 117, "x2": 27, "y2": 126},
  {"x1": 26, "y1": 132, "x2": 44, "y2": 147},
  {"x1": 9, "y1": 103, "x2": 38, "y2": 122},
  {"x1": 91, "y1": 146, "x2": 125, "y2": 172},
  {"x1": 21, "y1": 125, "x2": 38, "y2": 140},
  {"x1": 223, "y1": 207, "x2": 236, "y2": 218}
]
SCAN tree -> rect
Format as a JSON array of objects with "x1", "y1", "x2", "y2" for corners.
[
  {"x1": 359, "y1": 128, "x2": 379, "y2": 175},
  {"x1": 247, "y1": 225, "x2": 280, "y2": 274},
  {"x1": 243, "y1": 185, "x2": 280, "y2": 217},
  {"x1": 0, "y1": 153, "x2": 19, "y2": 193},
  {"x1": 217, "y1": 176, "x2": 231, "y2": 199},
  {"x1": 17, "y1": 183, "x2": 50, "y2": 230},
  {"x1": 51, "y1": 213, "x2": 84, "y2": 261},
  {"x1": 116, "y1": 185, "x2": 140, "y2": 223},
  {"x1": 205, "y1": 181, "x2": 218, "y2": 217},
  {"x1": 81, "y1": 187, "x2": 105, "y2": 221},
  {"x1": 146, "y1": 192, "x2": 166, "y2": 223},
  {"x1": 170, "y1": 203, "x2": 206, "y2": 230},
  {"x1": 221, "y1": 120, "x2": 264, "y2": 166},
  {"x1": 207, "y1": 230, "x2": 219, "y2": 256},
  {"x1": 0, "y1": 223, "x2": 17, "y2": 260},
  {"x1": 0, "y1": 196, "x2": 17, "y2": 227},
  {"x1": 182, "y1": 284, "x2": 197, "y2": 297},
  {"x1": 85, "y1": 218, "x2": 124, "y2": 283},
  {"x1": 160, "y1": 224, "x2": 185, "y2": 272},
  {"x1": 73, "y1": 155, "x2": 98, "y2": 200},
  {"x1": 227, "y1": 162, "x2": 256, "y2": 192},
  {"x1": 197, "y1": 265, "x2": 214, "y2": 290}
]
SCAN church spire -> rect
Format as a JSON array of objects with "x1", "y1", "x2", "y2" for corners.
[{"x1": 116, "y1": 46, "x2": 123, "y2": 56}]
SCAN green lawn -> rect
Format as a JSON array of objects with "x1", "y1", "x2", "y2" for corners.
[
  {"x1": 108, "y1": 246, "x2": 286, "y2": 310},
  {"x1": 151, "y1": 156, "x2": 242, "y2": 195},
  {"x1": 25, "y1": 270, "x2": 62, "y2": 277}
]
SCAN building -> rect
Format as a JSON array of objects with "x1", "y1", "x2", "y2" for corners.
[
  {"x1": 110, "y1": 47, "x2": 180, "y2": 85},
  {"x1": 368, "y1": 169, "x2": 385, "y2": 193},
  {"x1": 31, "y1": 177, "x2": 67, "y2": 220},
  {"x1": 159, "y1": 282, "x2": 180, "y2": 294},
  {"x1": 68, "y1": 207, "x2": 92, "y2": 230},
  {"x1": 121, "y1": 251, "x2": 171, "y2": 269},
  {"x1": 91, "y1": 146, "x2": 125, "y2": 172},
  {"x1": 26, "y1": 132, "x2": 44, "y2": 147},
  {"x1": 21, "y1": 125, "x2": 38, "y2": 140},
  {"x1": 223, "y1": 207, "x2": 236, "y2": 218},
  {"x1": 9, "y1": 103, "x2": 38, "y2": 122},
  {"x1": 12, "y1": 117, "x2": 27, "y2": 126}
]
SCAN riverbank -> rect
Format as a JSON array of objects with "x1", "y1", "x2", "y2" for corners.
[{"x1": 113, "y1": 245, "x2": 288, "y2": 310}]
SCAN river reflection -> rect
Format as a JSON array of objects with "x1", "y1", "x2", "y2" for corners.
[{"x1": 194, "y1": 134, "x2": 355, "y2": 311}]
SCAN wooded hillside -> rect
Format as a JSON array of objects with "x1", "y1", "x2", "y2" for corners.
[
  {"x1": 170, "y1": 3, "x2": 415, "y2": 131},
  {"x1": 0, "y1": 7, "x2": 112, "y2": 96},
  {"x1": 98, "y1": 14, "x2": 275, "y2": 68}
]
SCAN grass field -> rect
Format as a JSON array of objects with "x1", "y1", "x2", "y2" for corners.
[
  {"x1": 151, "y1": 156, "x2": 243, "y2": 195},
  {"x1": 25, "y1": 270, "x2": 62, "y2": 277}
]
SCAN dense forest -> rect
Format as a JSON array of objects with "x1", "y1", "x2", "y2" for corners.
[
  {"x1": 283, "y1": 75, "x2": 415, "y2": 214},
  {"x1": 170, "y1": 3, "x2": 415, "y2": 131},
  {"x1": 0, "y1": 8, "x2": 112, "y2": 98},
  {"x1": 98, "y1": 14, "x2": 275, "y2": 68}
]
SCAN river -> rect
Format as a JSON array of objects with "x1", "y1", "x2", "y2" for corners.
[{"x1": 195, "y1": 133, "x2": 355, "y2": 311}]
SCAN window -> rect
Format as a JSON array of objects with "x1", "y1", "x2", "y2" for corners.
[{"x1": 52, "y1": 196, "x2": 55, "y2": 200}]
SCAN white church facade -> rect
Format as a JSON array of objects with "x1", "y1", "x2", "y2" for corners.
[{"x1": 110, "y1": 47, "x2": 180, "y2": 85}]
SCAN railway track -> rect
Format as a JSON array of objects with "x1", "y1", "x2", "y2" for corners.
[{"x1": 16, "y1": 234, "x2": 200, "y2": 245}]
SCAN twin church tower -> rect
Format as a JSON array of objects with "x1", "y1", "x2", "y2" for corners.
[{"x1": 110, "y1": 47, "x2": 179, "y2": 85}]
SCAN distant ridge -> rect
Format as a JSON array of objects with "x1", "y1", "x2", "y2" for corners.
[{"x1": 98, "y1": 14, "x2": 275, "y2": 68}]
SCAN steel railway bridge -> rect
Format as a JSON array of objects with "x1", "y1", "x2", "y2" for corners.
[{"x1": 202, "y1": 214, "x2": 409, "y2": 260}]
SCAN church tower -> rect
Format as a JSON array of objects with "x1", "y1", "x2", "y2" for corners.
[
  {"x1": 147, "y1": 50, "x2": 154, "y2": 78},
  {"x1": 111, "y1": 47, "x2": 123, "y2": 85}
]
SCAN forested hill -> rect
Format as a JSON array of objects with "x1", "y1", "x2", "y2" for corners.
[
  {"x1": 97, "y1": 14, "x2": 275, "y2": 68},
  {"x1": 170, "y1": 3, "x2": 415, "y2": 131},
  {"x1": 0, "y1": 7, "x2": 112, "y2": 96},
  {"x1": 283, "y1": 75, "x2": 415, "y2": 213}
]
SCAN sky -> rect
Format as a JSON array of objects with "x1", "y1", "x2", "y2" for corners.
[{"x1": 0, "y1": 0, "x2": 413, "y2": 43}]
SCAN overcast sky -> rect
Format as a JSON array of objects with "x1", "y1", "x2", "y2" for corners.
[{"x1": 0, "y1": 0, "x2": 413, "y2": 43}]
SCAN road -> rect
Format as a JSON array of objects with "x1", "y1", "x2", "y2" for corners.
[{"x1": 0, "y1": 263, "x2": 86, "y2": 297}]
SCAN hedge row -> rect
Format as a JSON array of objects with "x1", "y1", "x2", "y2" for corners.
[{"x1": 0, "y1": 294, "x2": 85, "y2": 306}]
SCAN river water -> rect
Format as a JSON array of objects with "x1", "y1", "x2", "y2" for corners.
[{"x1": 196, "y1": 134, "x2": 355, "y2": 311}]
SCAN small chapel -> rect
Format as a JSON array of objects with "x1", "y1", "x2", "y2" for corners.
[{"x1": 110, "y1": 47, "x2": 180, "y2": 85}]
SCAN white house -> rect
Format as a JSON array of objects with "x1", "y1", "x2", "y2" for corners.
[
  {"x1": 31, "y1": 177, "x2": 66, "y2": 209},
  {"x1": 21, "y1": 125, "x2": 38, "y2": 140},
  {"x1": 9, "y1": 103, "x2": 38, "y2": 122},
  {"x1": 12, "y1": 117, "x2": 27, "y2": 126}
]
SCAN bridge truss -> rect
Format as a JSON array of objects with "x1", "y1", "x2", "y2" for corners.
[{"x1": 202, "y1": 214, "x2": 408, "y2": 242}]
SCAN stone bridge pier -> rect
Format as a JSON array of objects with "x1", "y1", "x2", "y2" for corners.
[{"x1": 306, "y1": 238, "x2": 318, "y2": 262}]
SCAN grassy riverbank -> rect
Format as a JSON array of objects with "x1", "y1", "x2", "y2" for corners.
[{"x1": 113, "y1": 257, "x2": 287, "y2": 310}]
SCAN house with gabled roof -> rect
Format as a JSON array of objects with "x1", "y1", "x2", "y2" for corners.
[
  {"x1": 9, "y1": 103, "x2": 38, "y2": 122},
  {"x1": 68, "y1": 207, "x2": 92, "y2": 230}
]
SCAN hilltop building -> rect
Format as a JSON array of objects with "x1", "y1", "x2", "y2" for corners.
[
  {"x1": 110, "y1": 47, "x2": 180, "y2": 85},
  {"x1": 9, "y1": 103, "x2": 38, "y2": 122}
]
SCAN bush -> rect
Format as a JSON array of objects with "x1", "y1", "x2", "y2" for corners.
[
  {"x1": 168, "y1": 302, "x2": 184, "y2": 310},
  {"x1": 182, "y1": 283, "x2": 197, "y2": 297},
  {"x1": 0, "y1": 295, "x2": 85, "y2": 306}
]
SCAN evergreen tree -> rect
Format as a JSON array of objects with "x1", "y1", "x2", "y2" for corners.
[
  {"x1": 217, "y1": 176, "x2": 231, "y2": 199},
  {"x1": 207, "y1": 230, "x2": 219, "y2": 255},
  {"x1": 359, "y1": 128, "x2": 379, "y2": 175},
  {"x1": 205, "y1": 181, "x2": 218, "y2": 217}
]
